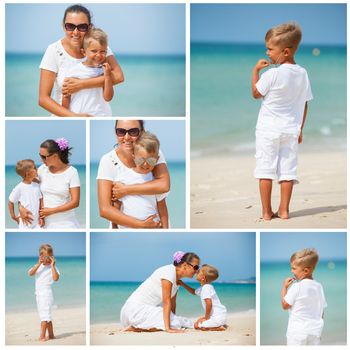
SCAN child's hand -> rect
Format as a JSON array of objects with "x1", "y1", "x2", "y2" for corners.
[
  {"x1": 112, "y1": 182, "x2": 127, "y2": 200},
  {"x1": 142, "y1": 215, "x2": 162, "y2": 229},
  {"x1": 38, "y1": 256, "x2": 44, "y2": 265},
  {"x1": 50, "y1": 256, "x2": 56, "y2": 267},
  {"x1": 102, "y1": 62, "x2": 112, "y2": 76},
  {"x1": 11, "y1": 215, "x2": 20, "y2": 224},
  {"x1": 298, "y1": 130, "x2": 303, "y2": 144},
  {"x1": 283, "y1": 277, "x2": 295, "y2": 289},
  {"x1": 254, "y1": 59, "x2": 270, "y2": 71},
  {"x1": 39, "y1": 217, "x2": 45, "y2": 228}
]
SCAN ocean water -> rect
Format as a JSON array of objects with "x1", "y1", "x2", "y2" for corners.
[
  {"x1": 90, "y1": 281, "x2": 255, "y2": 324},
  {"x1": 260, "y1": 260, "x2": 347, "y2": 345},
  {"x1": 5, "y1": 164, "x2": 86, "y2": 228},
  {"x1": 5, "y1": 53, "x2": 185, "y2": 116},
  {"x1": 6, "y1": 257, "x2": 86, "y2": 313},
  {"x1": 191, "y1": 43, "x2": 346, "y2": 156},
  {"x1": 90, "y1": 161, "x2": 186, "y2": 228}
]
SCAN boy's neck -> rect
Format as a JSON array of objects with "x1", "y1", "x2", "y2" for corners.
[
  {"x1": 22, "y1": 178, "x2": 33, "y2": 184},
  {"x1": 200, "y1": 281, "x2": 210, "y2": 286},
  {"x1": 83, "y1": 60, "x2": 102, "y2": 68},
  {"x1": 299, "y1": 274, "x2": 313, "y2": 281},
  {"x1": 281, "y1": 55, "x2": 296, "y2": 65}
]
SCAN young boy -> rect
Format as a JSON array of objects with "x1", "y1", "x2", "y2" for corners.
[
  {"x1": 251, "y1": 22, "x2": 313, "y2": 220},
  {"x1": 281, "y1": 248, "x2": 327, "y2": 345},
  {"x1": 28, "y1": 244, "x2": 60, "y2": 341},
  {"x1": 8, "y1": 159, "x2": 43, "y2": 229},
  {"x1": 112, "y1": 131, "x2": 169, "y2": 229},
  {"x1": 62, "y1": 27, "x2": 113, "y2": 116},
  {"x1": 178, "y1": 264, "x2": 227, "y2": 331}
]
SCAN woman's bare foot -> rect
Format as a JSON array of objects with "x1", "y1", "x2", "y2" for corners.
[
  {"x1": 38, "y1": 336, "x2": 48, "y2": 342},
  {"x1": 276, "y1": 210, "x2": 289, "y2": 219},
  {"x1": 199, "y1": 326, "x2": 227, "y2": 331}
]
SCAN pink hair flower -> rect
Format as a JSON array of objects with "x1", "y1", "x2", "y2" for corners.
[
  {"x1": 55, "y1": 138, "x2": 69, "y2": 151},
  {"x1": 173, "y1": 251, "x2": 185, "y2": 264}
]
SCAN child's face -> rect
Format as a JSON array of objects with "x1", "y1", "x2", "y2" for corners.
[
  {"x1": 25, "y1": 164, "x2": 38, "y2": 181},
  {"x1": 291, "y1": 261, "x2": 309, "y2": 280},
  {"x1": 265, "y1": 39, "x2": 285, "y2": 64},
  {"x1": 40, "y1": 251, "x2": 52, "y2": 265},
  {"x1": 83, "y1": 39, "x2": 107, "y2": 67},
  {"x1": 134, "y1": 148, "x2": 159, "y2": 174},
  {"x1": 196, "y1": 269, "x2": 206, "y2": 283}
]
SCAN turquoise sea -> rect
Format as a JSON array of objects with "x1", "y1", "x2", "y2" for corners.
[
  {"x1": 261, "y1": 260, "x2": 347, "y2": 345},
  {"x1": 191, "y1": 43, "x2": 346, "y2": 156},
  {"x1": 90, "y1": 161, "x2": 186, "y2": 228},
  {"x1": 6, "y1": 257, "x2": 86, "y2": 313},
  {"x1": 5, "y1": 164, "x2": 86, "y2": 229},
  {"x1": 90, "y1": 281, "x2": 255, "y2": 324},
  {"x1": 5, "y1": 53, "x2": 185, "y2": 116}
]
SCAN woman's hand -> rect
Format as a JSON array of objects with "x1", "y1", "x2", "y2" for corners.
[
  {"x1": 112, "y1": 182, "x2": 128, "y2": 200},
  {"x1": 40, "y1": 207, "x2": 55, "y2": 218},
  {"x1": 141, "y1": 215, "x2": 161, "y2": 229},
  {"x1": 18, "y1": 205, "x2": 34, "y2": 226},
  {"x1": 62, "y1": 77, "x2": 83, "y2": 96}
]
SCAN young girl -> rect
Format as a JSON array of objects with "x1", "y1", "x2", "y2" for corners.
[{"x1": 62, "y1": 27, "x2": 113, "y2": 116}]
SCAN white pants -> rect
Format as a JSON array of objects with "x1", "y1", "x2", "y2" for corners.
[
  {"x1": 255, "y1": 130, "x2": 299, "y2": 183},
  {"x1": 287, "y1": 334, "x2": 321, "y2": 345},
  {"x1": 36, "y1": 292, "x2": 54, "y2": 322},
  {"x1": 198, "y1": 314, "x2": 227, "y2": 328}
]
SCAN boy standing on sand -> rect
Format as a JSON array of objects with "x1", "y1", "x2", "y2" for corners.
[
  {"x1": 281, "y1": 248, "x2": 327, "y2": 345},
  {"x1": 251, "y1": 22, "x2": 313, "y2": 220}
]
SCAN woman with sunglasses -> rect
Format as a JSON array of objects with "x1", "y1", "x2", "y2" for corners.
[
  {"x1": 97, "y1": 120, "x2": 170, "y2": 229},
  {"x1": 121, "y1": 252, "x2": 200, "y2": 332},
  {"x1": 19, "y1": 138, "x2": 80, "y2": 228},
  {"x1": 39, "y1": 4, "x2": 124, "y2": 116}
]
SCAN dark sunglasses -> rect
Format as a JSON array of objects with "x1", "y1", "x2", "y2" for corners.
[
  {"x1": 187, "y1": 262, "x2": 200, "y2": 271},
  {"x1": 115, "y1": 128, "x2": 140, "y2": 137},
  {"x1": 134, "y1": 156, "x2": 158, "y2": 167},
  {"x1": 64, "y1": 22, "x2": 89, "y2": 32},
  {"x1": 39, "y1": 153, "x2": 53, "y2": 160}
]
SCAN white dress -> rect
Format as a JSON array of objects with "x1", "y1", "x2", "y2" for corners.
[
  {"x1": 38, "y1": 164, "x2": 80, "y2": 228},
  {"x1": 120, "y1": 265, "x2": 194, "y2": 330}
]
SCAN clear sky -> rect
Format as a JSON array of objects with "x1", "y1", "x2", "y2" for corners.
[
  {"x1": 261, "y1": 232, "x2": 347, "y2": 262},
  {"x1": 6, "y1": 3, "x2": 185, "y2": 55},
  {"x1": 6, "y1": 232, "x2": 86, "y2": 257},
  {"x1": 191, "y1": 4, "x2": 346, "y2": 46},
  {"x1": 90, "y1": 120, "x2": 185, "y2": 163},
  {"x1": 90, "y1": 232, "x2": 256, "y2": 282},
  {"x1": 6, "y1": 120, "x2": 86, "y2": 165}
]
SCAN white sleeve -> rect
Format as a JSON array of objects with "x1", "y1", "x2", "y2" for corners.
[
  {"x1": 8, "y1": 184, "x2": 20, "y2": 203},
  {"x1": 321, "y1": 285, "x2": 327, "y2": 309},
  {"x1": 200, "y1": 284, "x2": 215, "y2": 299},
  {"x1": 107, "y1": 46, "x2": 114, "y2": 57},
  {"x1": 256, "y1": 68, "x2": 275, "y2": 97},
  {"x1": 305, "y1": 71, "x2": 313, "y2": 102},
  {"x1": 195, "y1": 287, "x2": 202, "y2": 296},
  {"x1": 156, "y1": 192, "x2": 168, "y2": 202},
  {"x1": 69, "y1": 167, "x2": 80, "y2": 188},
  {"x1": 39, "y1": 43, "x2": 59, "y2": 73},
  {"x1": 97, "y1": 153, "x2": 115, "y2": 181},
  {"x1": 55, "y1": 266, "x2": 61, "y2": 276},
  {"x1": 157, "y1": 149, "x2": 166, "y2": 165},
  {"x1": 160, "y1": 266, "x2": 175, "y2": 284},
  {"x1": 284, "y1": 282, "x2": 299, "y2": 306}
]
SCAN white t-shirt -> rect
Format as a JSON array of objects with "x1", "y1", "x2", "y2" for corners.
[
  {"x1": 256, "y1": 64, "x2": 313, "y2": 135},
  {"x1": 65, "y1": 62, "x2": 112, "y2": 116},
  {"x1": 8, "y1": 182, "x2": 42, "y2": 229},
  {"x1": 39, "y1": 40, "x2": 113, "y2": 106},
  {"x1": 127, "y1": 264, "x2": 179, "y2": 306},
  {"x1": 31, "y1": 264, "x2": 60, "y2": 296},
  {"x1": 195, "y1": 284, "x2": 227, "y2": 317},
  {"x1": 38, "y1": 164, "x2": 80, "y2": 228},
  {"x1": 284, "y1": 279, "x2": 327, "y2": 337}
]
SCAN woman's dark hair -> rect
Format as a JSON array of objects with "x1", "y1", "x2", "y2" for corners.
[
  {"x1": 173, "y1": 252, "x2": 200, "y2": 267},
  {"x1": 63, "y1": 4, "x2": 92, "y2": 25},
  {"x1": 40, "y1": 139, "x2": 72, "y2": 164},
  {"x1": 114, "y1": 120, "x2": 145, "y2": 133}
]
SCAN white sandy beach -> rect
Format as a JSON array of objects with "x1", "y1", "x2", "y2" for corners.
[
  {"x1": 5, "y1": 305, "x2": 86, "y2": 345},
  {"x1": 191, "y1": 151, "x2": 346, "y2": 228},
  {"x1": 90, "y1": 311, "x2": 255, "y2": 345}
]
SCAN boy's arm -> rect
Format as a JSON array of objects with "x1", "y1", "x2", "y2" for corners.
[
  {"x1": 203, "y1": 298, "x2": 213, "y2": 320},
  {"x1": 298, "y1": 102, "x2": 308, "y2": 144},
  {"x1": 39, "y1": 198, "x2": 45, "y2": 227},
  {"x1": 177, "y1": 279, "x2": 196, "y2": 295},
  {"x1": 157, "y1": 198, "x2": 169, "y2": 229},
  {"x1": 28, "y1": 257, "x2": 43, "y2": 276},
  {"x1": 61, "y1": 94, "x2": 71, "y2": 110},
  {"x1": 102, "y1": 62, "x2": 114, "y2": 102},
  {"x1": 51, "y1": 256, "x2": 59, "y2": 281},
  {"x1": 281, "y1": 277, "x2": 294, "y2": 310},
  {"x1": 251, "y1": 59, "x2": 269, "y2": 99},
  {"x1": 8, "y1": 201, "x2": 20, "y2": 224}
]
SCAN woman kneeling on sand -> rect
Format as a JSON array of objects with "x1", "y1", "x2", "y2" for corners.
[{"x1": 120, "y1": 252, "x2": 200, "y2": 333}]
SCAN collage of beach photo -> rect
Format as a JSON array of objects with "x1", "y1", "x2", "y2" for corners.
[{"x1": 1, "y1": 1, "x2": 348, "y2": 349}]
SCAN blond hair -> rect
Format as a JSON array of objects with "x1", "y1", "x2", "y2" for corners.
[
  {"x1": 83, "y1": 27, "x2": 108, "y2": 49},
  {"x1": 134, "y1": 131, "x2": 160, "y2": 156},
  {"x1": 15, "y1": 159, "x2": 35, "y2": 179},
  {"x1": 265, "y1": 22, "x2": 302, "y2": 51},
  {"x1": 201, "y1": 264, "x2": 219, "y2": 283},
  {"x1": 290, "y1": 248, "x2": 319, "y2": 270},
  {"x1": 39, "y1": 244, "x2": 54, "y2": 256}
]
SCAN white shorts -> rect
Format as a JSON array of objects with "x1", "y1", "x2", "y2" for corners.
[
  {"x1": 36, "y1": 292, "x2": 54, "y2": 322},
  {"x1": 198, "y1": 314, "x2": 227, "y2": 328},
  {"x1": 255, "y1": 130, "x2": 299, "y2": 183},
  {"x1": 287, "y1": 333, "x2": 321, "y2": 345}
]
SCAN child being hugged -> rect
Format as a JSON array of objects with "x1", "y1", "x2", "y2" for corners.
[
  {"x1": 28, "y1": 244, "x2": 60, "y2": 342},
  {"x1": 8, "y1": 159, "x2": 43, "y2": 229},
  {"x1": 112, "y1": 131, "x2": 169, "y2": 229},
  {"x1": 178, "y1": 264, "x2": 227, "y2": 331},
  {"x1": 251, "y1": 22, "x2": 313, "y2": 220},
  {"x1": 281, "y1": 248, "x2": 327, "y2": 345},
  {"x1": 62, "y1": 27, "x2": 113, "y2": 116}
]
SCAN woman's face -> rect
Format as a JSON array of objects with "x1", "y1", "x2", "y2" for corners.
[
  {"x1": 39, "y1": 147, "x2": 57, "y2": 167},
  {"x1": 115, "y1": 120, "x2": 142, "y2": 153},
  {"x1": 184, "y1": 257, "x2": 200, "y2": 278},
  {"x1": 63, "y1": 11, "x2": 90, "y2": 49}
]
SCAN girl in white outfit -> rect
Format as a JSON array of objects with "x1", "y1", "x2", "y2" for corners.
[{"x1": 120, "y1": 252, "x2": 200, "y2": 332}]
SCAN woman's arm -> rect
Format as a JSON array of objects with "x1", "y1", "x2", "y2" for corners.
[
  {"x1": 112, "y1": 163, "x2": 170, "y2": 200},
  {"x1": 98, "y1": 179, "x2": 160, "y2": 228},
  {"x1": 171, "y1": 292, "x2": 177, "y2": 314},
  {"x1": 39, "y1": 187, "x2": 80, "y2": 218}
]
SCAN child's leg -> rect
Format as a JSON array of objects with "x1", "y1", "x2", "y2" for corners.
[
  {"x1": 259, "y1": 179, "x2": 273, "y2": 220},
  {"x1": 47, "y1": 321, "x2": 55, "y2": 339},
  {"x1": 39, "y1": 321, "x2": 48, "y2": 341},
  {"x1": 278, "y1": 181, "x2": 293, "y2": 219}
]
